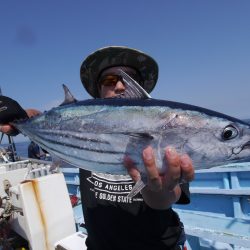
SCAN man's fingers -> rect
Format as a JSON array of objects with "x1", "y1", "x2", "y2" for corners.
[
  {"x1": 180, "y1": 154, "x2": 195, "y2": 182},
  {"x1": 0, "y1": 124, "x2": 15, "y2": 135},
  {"x1": 124, "y1": 146, "x2": 194, "y2": 195},
  {"x1": 165, "y1": 147, "x2": 181, "y2": 183},
  {"x1": 142, "y1": 146, "x2": 162, "y2": 191},
  {"x1": 124, "y1": 156, "x2": 141, "y2": 182},
  {"x1": 143, "y1": 147, "x2": 158, "y2": 179}
]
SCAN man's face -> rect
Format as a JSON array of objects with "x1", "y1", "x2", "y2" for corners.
[{"x1": 98, "y1": 66, "x2": 139, "y2": 98}]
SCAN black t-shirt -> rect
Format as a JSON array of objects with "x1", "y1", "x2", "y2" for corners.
[{"x1": 79, "y1": 169, "x2": 190, "y2": 250}]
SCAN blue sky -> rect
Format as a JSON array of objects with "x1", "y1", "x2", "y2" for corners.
[{"x1": 1, "y1": 0, "x2": 250, "y2": 142}]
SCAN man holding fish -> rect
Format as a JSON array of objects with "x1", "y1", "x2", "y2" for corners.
[{"x1": 0, "y1": 46, "x2": 195, "y2": 249}]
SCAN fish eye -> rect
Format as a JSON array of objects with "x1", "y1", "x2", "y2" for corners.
[{"x1": 222, "y1": 125, "x2": 238, "y2": 140}]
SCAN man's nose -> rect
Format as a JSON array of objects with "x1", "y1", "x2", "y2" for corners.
[{"x1": 115, "y1": 81, "x2": 125, "y2": 93}]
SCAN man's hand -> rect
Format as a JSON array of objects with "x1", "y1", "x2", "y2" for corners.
[
  {"x1": 124, "y1": 146, "x2": 194, "y2": 210},
  {"x1": 0, "y1": 109, "x2": 41, "y2": 135},
  {"x1": 0, "y1": 124, "x2": 14, "y2": 134},
  {"x1": 25, "y1": 109, "x2": 41, "y2": 118}
]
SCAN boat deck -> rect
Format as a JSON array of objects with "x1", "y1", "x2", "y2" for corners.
[{"x1": 174, "y1": 164, "x2": 250, "y2": 249}]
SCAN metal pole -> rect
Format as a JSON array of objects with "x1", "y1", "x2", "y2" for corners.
[{"x1": 7, "y1": 135, "x2": 17, "y2": 162}]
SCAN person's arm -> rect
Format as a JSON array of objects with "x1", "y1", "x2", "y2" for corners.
[
  {"x1": 125, "y1": 146, "x2": 194, "y2": 210},
  {"x1": 0, "y1": 109, "x2": 41, "y2": 135}
]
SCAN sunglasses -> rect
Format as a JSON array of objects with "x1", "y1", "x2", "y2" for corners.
[{"x1": 98, "y1": 75, "x2": 124, "y2": 87}]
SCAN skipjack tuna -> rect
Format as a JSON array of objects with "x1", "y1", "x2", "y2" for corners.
[{"x1": 13, "y1": 70, "x2": 250, "y2": 175}]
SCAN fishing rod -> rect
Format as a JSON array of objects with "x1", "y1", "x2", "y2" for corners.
[{"x1": 7, "y1": 135, "x2": 17, "y2": 162}]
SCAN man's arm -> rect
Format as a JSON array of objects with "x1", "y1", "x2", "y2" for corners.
[{"x1": 0, "y1": 109, "x2": 40, "y2": 135}]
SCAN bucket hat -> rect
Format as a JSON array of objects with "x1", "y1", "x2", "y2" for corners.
[{"x1": 80, "y1": 46, "x2": 158, "y2": 98}]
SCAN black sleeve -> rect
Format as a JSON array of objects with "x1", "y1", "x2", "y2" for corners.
[
  {"x1": 176, "y1": 182, "x2": 190, "y2": 204},
  {"x1": 0, "y1": 96, "x2": 28, "y2": 135}
]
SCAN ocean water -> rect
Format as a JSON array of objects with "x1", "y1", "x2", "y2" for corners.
[
  {"x1": 1, "y1": 140, "x2": 30, "y2": 158},
  {"x1": 15, "y1": 140, "x2": 30, "y2": 157}
]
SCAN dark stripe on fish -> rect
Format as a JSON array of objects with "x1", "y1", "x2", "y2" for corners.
[{"x1": 33, "y1": 129, "x2": 110, "y2": 144}]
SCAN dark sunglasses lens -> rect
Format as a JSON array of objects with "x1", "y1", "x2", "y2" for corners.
[{"x1": 99, "y1": 75, "x2": 121, "y2": 86}]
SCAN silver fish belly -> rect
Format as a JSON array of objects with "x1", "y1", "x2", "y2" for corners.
[{"x1": 13, "y1": 98, "x2": 250, "y2": 174}]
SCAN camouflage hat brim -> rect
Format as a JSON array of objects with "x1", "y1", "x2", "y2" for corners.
[{"x1": 80, "y1": 46, "x2": 159, "y2": 98}]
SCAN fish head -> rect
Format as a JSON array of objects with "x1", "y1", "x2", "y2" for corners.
[
  {"x1": 183, "y1": 117, "x2": 250, "y2": 169},
  {"x1": 224, "y1": 121, "x2": 250, "y2": 163}
]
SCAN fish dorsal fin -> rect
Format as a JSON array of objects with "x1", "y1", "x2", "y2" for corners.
[
  {"x1": 116, "y1": 69, "x2": 151, "y2": 99},
  {"x1": 60, "y1": 84, "x2": 78, "y2": 106}
]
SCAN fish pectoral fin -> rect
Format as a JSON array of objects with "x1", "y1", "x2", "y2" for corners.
[
  {"x1": 127, "y1": 179, "x2": 146, "y2": 198},
  {"x1": 116, "y1": 69, "x2": 151, "y2": 99}
]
